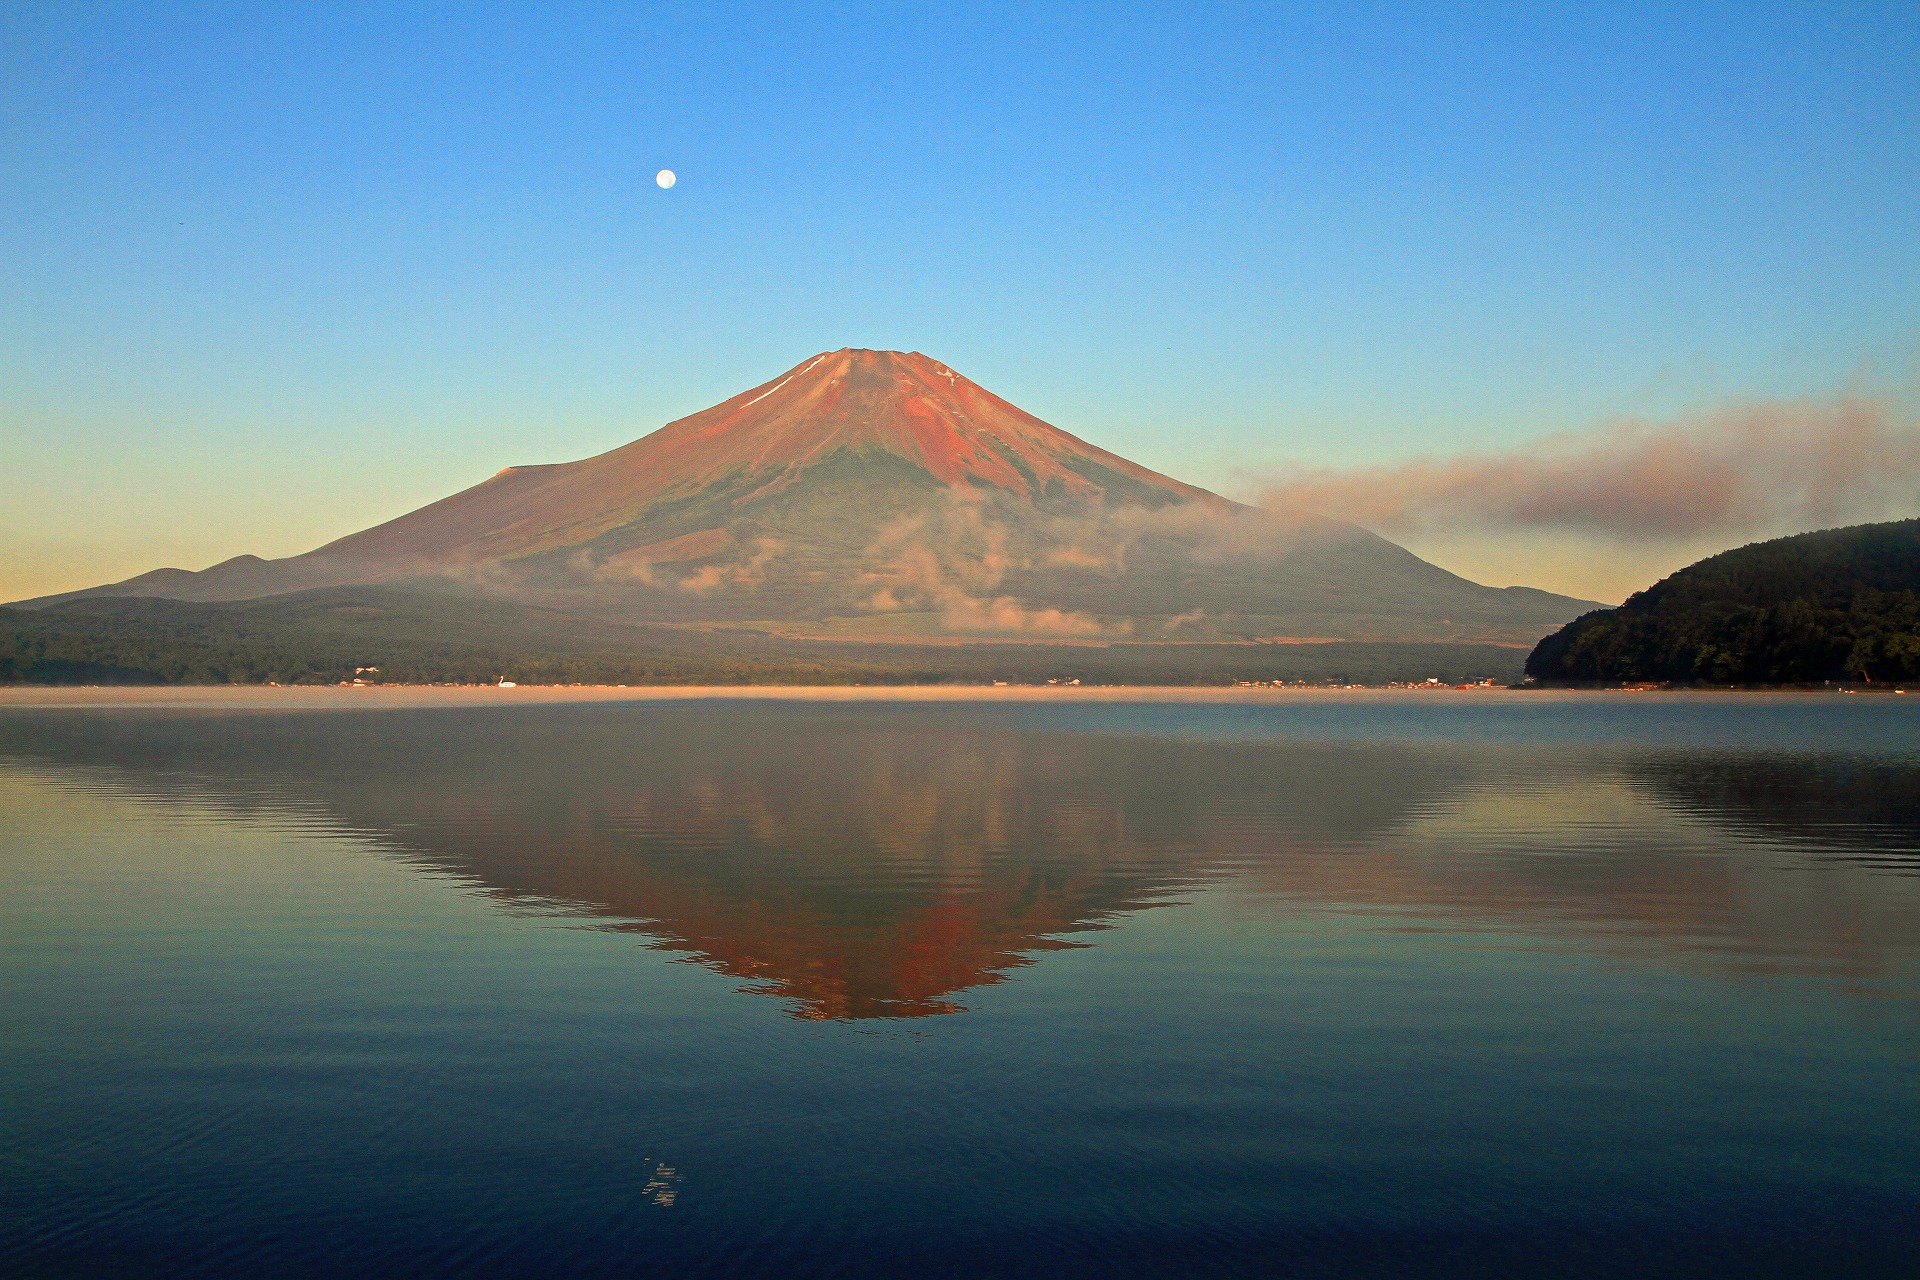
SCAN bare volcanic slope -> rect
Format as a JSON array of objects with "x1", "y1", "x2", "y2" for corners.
[{"x1": 21, "y1": 349, "x2": 1599, "y2": 643}]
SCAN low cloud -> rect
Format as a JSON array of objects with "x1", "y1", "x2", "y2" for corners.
[
  {"x1": 862, "y1": 499, "x2": 1113, "y2": 636},
  {"x1": 678, "y1": 538, "x2": 786, "y2": 593},
  {"x1": 436, "y1": 558, "x2": 539, "y2": 592},
  {"x1": 939, "y1": 593, "x2": 1110, "y2": 636},
  {"x1": 1036, "y1": 499, "x2": 1335, "y2": 576},
  {"x1": 1256, "y1": 393, "x2": 1920, "y2": 543},
  {"x1": 577, "y1": 549, "x2": 657, "y2": 585},
  {"x1": 1044, "y1": 544, "x2": 1119, "y2": 572}
]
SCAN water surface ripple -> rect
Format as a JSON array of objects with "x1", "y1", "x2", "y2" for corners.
[{"x1": 1, "y1": 695, "x2": 1917, "y2": 1276}]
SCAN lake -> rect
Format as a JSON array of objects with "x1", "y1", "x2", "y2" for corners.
[{"x1": 2, "y1": 691, "x2": 1917, "y2": 1277}]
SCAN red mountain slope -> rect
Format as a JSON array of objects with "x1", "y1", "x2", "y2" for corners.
[
  {"x1": 16, "y1": 349, "x2": 1604, "y2": 643},
  {"x1": 314, "y1": 348, "x2": 1223, "y2": 568}
]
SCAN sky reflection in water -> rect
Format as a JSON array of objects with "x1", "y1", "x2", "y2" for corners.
[{"x1": 1, "y1": 697, "x2": 1917, "y2": 1277}]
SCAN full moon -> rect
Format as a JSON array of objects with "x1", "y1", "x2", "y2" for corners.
[{"x1": 656, "y1": 169, "x2": 676, "y2": 189}]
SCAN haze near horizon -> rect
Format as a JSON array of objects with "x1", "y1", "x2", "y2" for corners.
[{"x1": 3, "y1": 3, "x2": 1918, "y2": 602}]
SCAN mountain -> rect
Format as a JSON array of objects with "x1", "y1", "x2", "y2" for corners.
[
  {"x1": 1526, "y1": 519, "x2": 1920, "y2": 684},
  {"x1": 18, "y1": 349, "x2": 1599, "y2": 644}
]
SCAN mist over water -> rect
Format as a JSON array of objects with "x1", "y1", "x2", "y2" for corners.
[{"x1": 3, "y1": 697, "x2": 1918, "y2": 1276}]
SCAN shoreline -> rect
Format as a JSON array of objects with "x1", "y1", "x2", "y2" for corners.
[{"x1": 0, "y1": 683, "x2": 1905, "y2": 710}]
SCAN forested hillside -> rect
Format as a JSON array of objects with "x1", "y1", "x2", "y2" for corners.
[
  {"x1": 1526, "y1": 520, "x2": 1920, "y2": 685},
  {"x1": 1, "y1": 585, "x2": 1528, "y2": 687}
]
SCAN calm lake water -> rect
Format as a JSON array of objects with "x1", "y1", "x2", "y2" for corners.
[{"x1": 2, "y1": 693, "x2": 1918, "y2": 1277}]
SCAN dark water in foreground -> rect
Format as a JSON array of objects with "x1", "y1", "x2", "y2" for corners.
[{"x1": 2, "y1": 694, "x2": 1918, "y2": 1277}]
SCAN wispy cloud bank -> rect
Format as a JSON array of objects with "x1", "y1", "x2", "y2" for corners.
[
  {"x1": 862, "y1": 498, "x2": 1115, "y2": 636},
  {"x1": 678, "y1": 538, "x2": 786, "y2": 594},
  {"x1": 1257, "y1": 394, "x2": 1920, "y2": 542}
]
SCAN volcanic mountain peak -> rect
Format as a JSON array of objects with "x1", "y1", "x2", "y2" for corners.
[
  {"x1": 17, "y1": 349, "x2": 1606, "y2": 647},
  {"x1": 297, "y1": 348, "x2": 1223, "y2": 570},
  {"x1": 590, "y1": 347, "x2": 1217, "y2": 506}
]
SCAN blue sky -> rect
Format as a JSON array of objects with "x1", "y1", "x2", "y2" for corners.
[{"x1": 4, "y1": 1, "x2": 1917, "y2": 599}]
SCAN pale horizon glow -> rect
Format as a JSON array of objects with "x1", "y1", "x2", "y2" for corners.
[{"x1": 3, "y1": 5, "x2": 1915, "y2": 604}]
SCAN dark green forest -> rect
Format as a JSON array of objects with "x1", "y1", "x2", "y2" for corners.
[
  {"x1": 1527, "y1": 519, "x2": 1920, "y2": 685},
  {"x1": 1, "y1": 585, "x2": 1527, "y2": 687}
]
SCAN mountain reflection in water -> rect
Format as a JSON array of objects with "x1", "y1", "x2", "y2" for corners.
[{"x1": 4, "y1": 700, "x2": 1918, "y2": 1016}]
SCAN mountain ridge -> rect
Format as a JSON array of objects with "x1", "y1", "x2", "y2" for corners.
[
  {"x1": 17, "y1": 349, "x2": 1602, "y2": 645},
  {"x1": 303, "y1": 347, "x2": 1228, "y2": 576}
]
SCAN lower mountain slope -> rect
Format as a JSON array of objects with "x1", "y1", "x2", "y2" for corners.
[
  {"x1": 1526, "y1": 519, "x2": 1920, "y2": 685},
  {"x1": 0, "y1": 586, "x2": 1535, "y2": 687}
]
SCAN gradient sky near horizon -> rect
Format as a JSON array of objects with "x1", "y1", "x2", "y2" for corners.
[{"x1": 4, "y1": 1, "x2": 1918, "y2": 603}]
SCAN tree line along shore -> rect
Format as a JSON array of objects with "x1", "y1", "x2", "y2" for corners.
[
  {"x1": 0, "y1": 591, "x2": 1528, "y2": 688},
  {"x1": 9, "y1": 519, "x2": 1917, "y2": 690}
]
